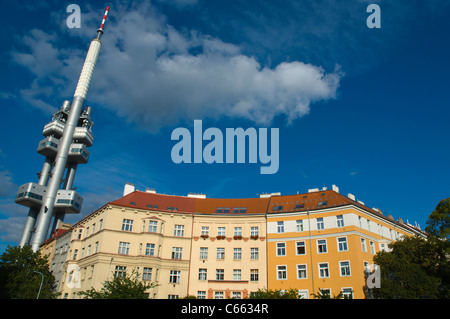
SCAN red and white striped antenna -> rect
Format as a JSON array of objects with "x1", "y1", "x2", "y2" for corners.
[{"x1": 97, "y1": 6, "x2": 110, "y2": 39}]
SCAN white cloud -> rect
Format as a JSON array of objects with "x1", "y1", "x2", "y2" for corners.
[{"x1": 11, "y1": 3, "x2": 342, "y2": 132}]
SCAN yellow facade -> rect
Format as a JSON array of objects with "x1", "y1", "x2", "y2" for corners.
[
  {"x1": 59, "y1": 203, "x2": 193, "y2": 299},
  {"x1": 267, "y1": 203, "x2": 418, "y2": 298},
  {"x1": 42, "y1": 187, "x2": 425, "y2": 299},
  {"x1": 188, "y1": 213, "x2": 267, "y2": 299}
]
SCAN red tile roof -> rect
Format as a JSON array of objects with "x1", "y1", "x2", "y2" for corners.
[
  {"x1": 194, "y1": 197, "x2": 270, "y2": 214},
  {"x1": 109, "y1": 191, "x2": 196, "y2": 214}
]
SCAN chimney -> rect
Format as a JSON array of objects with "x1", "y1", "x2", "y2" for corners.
[{"x1": 123, "y1": 183, "x2": 135, "y2": 196}]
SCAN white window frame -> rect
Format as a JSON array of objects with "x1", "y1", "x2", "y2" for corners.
[
  {"x1": 276, "y1": 242, "x2": 286, "y2": 256},
  {"x1": 339, "y1": 260, "x2": 351, "y2": 277},
  {"x1": 317, "y1": 239, "x2": 327, "y2": 254},
  {"x1": 318, "y1": 262, "x2": 329, "y2": 278},
  {"x1": 297, "y1": 264, "x2": 308, "y2": 279},
  {"x1": 277, "y1": 265, "x2": 287, "y2": 280},
  {"x1": 337, "y1": 237, "x2": 348, "y2": 252}
]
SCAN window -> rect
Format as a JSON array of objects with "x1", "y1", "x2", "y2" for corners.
[
  {"x1": 174, "y1": 225, "x2": 184, "y2": 237},
  {"x1": 114, "y1": 266, "x2": 126, "y2": 278},
  {"x1": 233, "y1": 248, "x2": 242, "y2": 260},
  {"x1": 319, "y1": 288, "x2": 331, "y2": 297},
  {"x1": 118, "y1": 242, "x2": 130, "y2": 255},
  {"x1": 298, "y1": 290, "x2": 309, "y2": 299},
  {"x1": 361, "y1": 238, "x2": 367, "y2": 252},
  {"x1": 232, "y1": 207, "x2": 247, "y2": 214},
  {"x1": 318, "y1": 201, "x2": 328, "y2": 207},
  {"x1": 337, "y1": 237, "x2": 348, "y2": 251},
  {"x1": 197, "y1": 291, "x2": 206, "y2": 299},
  {"x1": 215, "y1": 291, "x2": 224, "y2": 299},
  {"x1": 143, "y1": 267, "x2": 152, "y2": 281},
  {"x1": 317, "y1": 218, "x2": 324, "y2": 230},
  {"x1": 122, "y1": 219, "x2": 133, "y2": 232},
  {"x1": 296, "y1": 241, "x2": 306, "y2": 255},
  {"x1": 318, "y1": 263, "x2": 329, "y2": 278},
  {"x1": 250, "y1": 269, "x2": 259, "y2": 282},
  {"x1": 216, "y1": 207, "x2": 231, "y2": 214},
  {"x1": 99, "y1": 219, "x2": 103, "y2": 230},
  {"x1": 217, "y1": 248, "x2": 225, "y2": 259},
  {"x1": 168, "y1": 294, "x2": 179, "y2": 299},
  {"x1": 337, "y1": 215, "x2": 344, "y2": 227},
  {"x1": 172, "y1": 247, "x2": 182, "y2": 260},
  {"x1": 234, "y1": 227, "x2": 242, "y2": 237},
  {"x1": 340, "y1": 261, "x2": 351, "y2": 276},
  {"x1": 169, "y1": 270, "x2": 180, "y2": 283},
  {"x1": 73, "y1": 249, "x2": 78, "y2": 260},
  {"x1": 341, "y1": 288, "x2": 353, "y2": 299},
  {"x1": 370, "y1": 241, "x2": 376, "y2": 254},
  {"x1": 250, "y1": 247, "x2": 259, "y2": 260},
  {"x1": 217, "y1": 227, "x2": 226, "y2": 237},
  {"x1": 216, "y1": 269, "x2": 224, "y2": 281},
  {"x1": 145, "y1": 243, "x2": 155, "y2": 256},
  {"x1": 277, "y1": 265, "x2": 287, "y2": 280},
  {"x1": 296, "y1": 220, "x2": 303, "y2": 232},
  {"x1": 276, "y1": 242, "x2": 286, "y2": 256},
  {"x1": 200, "y1": 247, "x2": 208, "y2": 259},
  {"x1": 295, "y1": 204, "x2": 305, "y2": 210},
  {"x1": 77, "y1": 229, "x2": 82, "y2": 239},
  {"x1": 233, "y1": 269, "x2": 242, "y2": 281},
  {"x1": 148, "y1": 220, "x2": 157, "y2": 232},
  {"x1": 273, "y1": 205, "x2": 283, "y2": 211},
  {"x1": 277, "y1": 221, "x2": 284, "y2": 233},
  {"x1": 317, "y1": 239, "x2": 327, "y2": 253},
  {"x1": 201, "y1": 226, "x2": 209, "y2": 236},
  {"x1": 251, "y1": 227, "x2": 259, "y2": 237},
  {"x1": 297, "y1": 264, "x2": 307, "y2": 279},
  {"x1": 198, "y1": 269, "x2": 207, "y2": 281},
  {"x1": 232, "y1": 292, "x2": 242, "y2": 299}
]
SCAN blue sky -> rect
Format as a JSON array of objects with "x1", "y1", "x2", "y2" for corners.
[{"x1": 1, "y1": 0, "x2": 450, "y2": 253}]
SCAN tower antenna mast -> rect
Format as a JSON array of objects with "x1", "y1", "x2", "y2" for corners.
[{"x1": 17, "y1": 7, "x2": 110, "y2": 251}]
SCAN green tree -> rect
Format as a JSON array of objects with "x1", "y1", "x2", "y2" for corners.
[
  {"x1": 249, "y1": 288, "x2": 301, "y2": 299},
  {"x1": 78, "y1": 269, "x2": 158, "y2": 299},
  {"x1": 373, "y1": 236, "x2": 442, "y2": 298},
  {"x1": 0, "y1": 245, "x2": 59, "y2": 299},
  {"x1": 426, "y1": 197, "x2": 450, "y2": 240},
  {"x1": 311, "y1": 288, "x2": 346, "y2": 299},
  {"x1": 373, "y1": 197, "x2": 450, "y2": 298}
]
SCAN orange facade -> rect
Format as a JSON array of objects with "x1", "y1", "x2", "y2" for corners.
[{"x1": 266, "y1": 191, "x2": 418, "y2": 298}]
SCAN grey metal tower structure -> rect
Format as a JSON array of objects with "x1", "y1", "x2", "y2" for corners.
[{"x1": 16, "y1": 7, "x2": 110, "y2": 252}]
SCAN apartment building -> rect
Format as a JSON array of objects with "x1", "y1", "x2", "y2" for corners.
[
  {"x1": 266, "y1": 187, "x2": 424, "y2": 299},
  {"x1": 42, "y1": 184, "x2": 425, "y2": 299},
  {"x1": 59, "y1": 190, "x2": 196, "y2": 299},
  {"x1": 188, "y1": 197, "x2": 269, "y2": 299}
]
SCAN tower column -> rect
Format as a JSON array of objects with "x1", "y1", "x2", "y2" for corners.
[{"x1": 19, "y1": 157, "x2": 53, "y2": 247}]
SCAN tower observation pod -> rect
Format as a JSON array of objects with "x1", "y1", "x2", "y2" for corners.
[{"x1": 16, "y1": 7, "x2": 110, "y2": 251}]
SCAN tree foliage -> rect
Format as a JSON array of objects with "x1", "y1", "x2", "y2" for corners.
[
  {"x1": 373, "y1": 197, "x2": 450, "y2": 299},
  {"x1": 249, "y1": 288, "x2": 301, "y2": 299},
  {"x1": 426, "y1": 198, "x2": 450, "y2": 240},
  {"x1": 0, "y1": 245, "x2": 59, "y2": 299},
  {"x1": 78, "y1": 269, "x2": 158, "y2": 299}
]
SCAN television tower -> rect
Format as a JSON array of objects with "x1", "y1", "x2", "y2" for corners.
[{"x1": 16, "y1": 7, "x2": 110, "y2": 252}]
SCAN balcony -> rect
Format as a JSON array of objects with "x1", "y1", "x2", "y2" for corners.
[
  {"x1": 43, "y1": 120, "x2": 94, "y2": 146},
  {"x1": 15, "y1": 182, "x2": 83, "y2": 214},
  {"x1": 37, "y1": 136, "x2": 59, "y2": 157}
]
